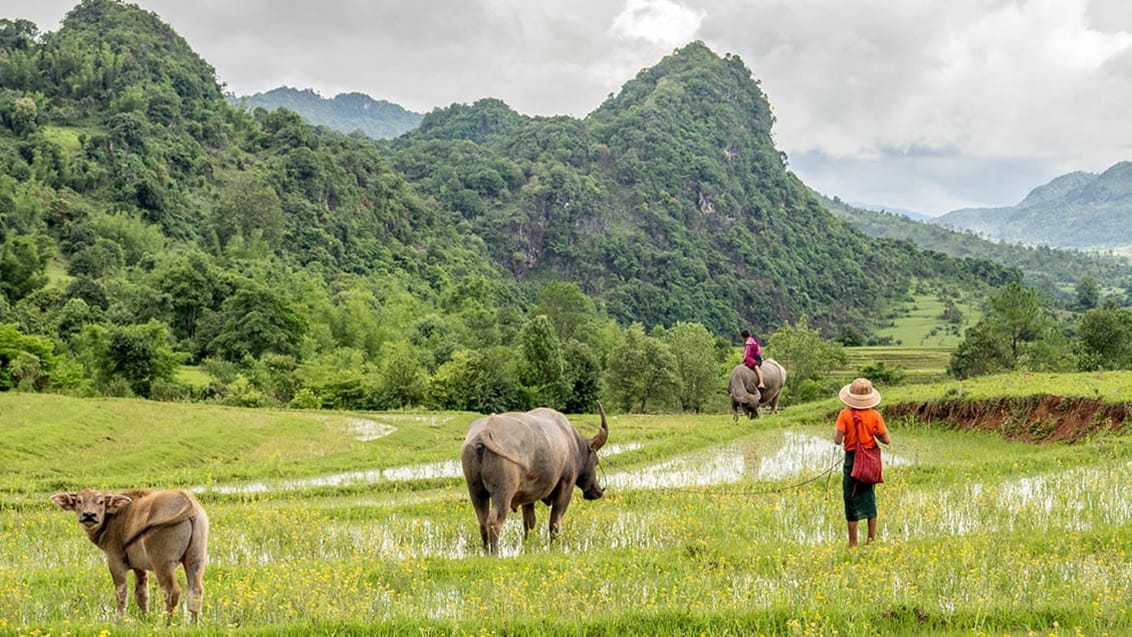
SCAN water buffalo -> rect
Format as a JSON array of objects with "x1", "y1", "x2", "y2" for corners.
[
  {"x1": 460, "y1": 403, "x2": 608, "y2": 554},
  {"x1": 728, "y1": 359, "x2": 786, "y2": 420},
  {"x1": 51, "y1": 488, "x2": 209, "y2": 622}
]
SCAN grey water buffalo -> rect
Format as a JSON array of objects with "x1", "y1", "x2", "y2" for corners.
[
  {"x1": 728, "y1": 359, "x2": 786, "y2": 420},
  {"x1": 460, "y1": 403, "x2": 608, "y2": 554},
  {"x1": 51, "y1": 488, "x2": 209, "y2": 622}
]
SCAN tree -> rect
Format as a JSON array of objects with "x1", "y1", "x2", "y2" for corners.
[
  {"x1": 562, "y1": 339, "x2": 601, "y2": 413},
  {"x1": 376, "y1": 340, "x2": 426, "y2": 408},
  {"x1": 154, "y1": 249, "x2": 223, "y2": 342},
  {"x1": 427, "y1": 347, "x2": 525, "y2": 413},
  {"x1": 212, "y1": 172, "x2": 285, "y2": 250},
  {"x1": 204, "y1": 283, "x2": 307, "y2": 361},
  {"x1": 1075, "y1": 276, "x2": 1100, "y2": 311},
  {"x1": 605, "y1": 323, "x2": 679, "y2": 412},
  {"x1": 0, "y1": 322, "x2": 56, "y2": 390},
  {"x1": 0, "y1": 18, "x2": 39, "y2": 51},
  {"x1": 518, "y1": 314, "x2": 568, "y2": 409},
  {"x1": 1076, "y1": 306, "x2": 1132, "y2": 370},
  {"x1": 80, "y1": 320, "x2": 178, "y2": 398},
  {"x1": 0, "y1": 235, "x2": 48, "y2": 302},
  {"x1": 534, "y1": 281, "x2": 596, "y2": 343},
  {"x1": 988, "y1": 282, "x2": 1049, "y2": 364},
  {"x1": 949, "y1": 283, "x2": 1062, "y2": 378},
  {"x1": 665, "y1": 321, "x2": 718, "y2": 412},
  {"x1": 768, "y1": 315, "x2": 846, "y2": 394}
]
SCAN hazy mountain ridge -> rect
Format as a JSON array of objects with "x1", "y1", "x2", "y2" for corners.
[
  {"x1": 934, "y1": 162, "x2": 1132, "y2": 250},
  {"x1": 233, "y1": 86, "x2": 423, "y2": 139},
  {"x1": 817, "y1": 192, "x2": 1132, "y2": 297}
]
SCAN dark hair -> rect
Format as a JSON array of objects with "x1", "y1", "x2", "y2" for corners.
[{"x1": 740, "y1": 329, "x2": 751, "y2": 338}]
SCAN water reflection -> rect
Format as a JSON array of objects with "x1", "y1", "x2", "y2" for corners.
[{"x1": 605, "y1": 432, "x2": 914, "y2": 492}]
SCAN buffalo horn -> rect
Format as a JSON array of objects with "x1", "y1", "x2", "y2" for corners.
[{"x1": 591, "y1": 401, "x2": 608, "y2": 450}]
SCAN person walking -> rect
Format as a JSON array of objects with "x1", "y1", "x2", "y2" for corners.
[
  {"x1": 740, "y1": 329, "x2": 765, "y2": 389},
  {"x1": 834, "y1": 377, "x2": 890, "y2": 547}
]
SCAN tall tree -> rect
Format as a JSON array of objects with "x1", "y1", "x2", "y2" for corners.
[
  {"x1": 1076, "y1": 306, "x2": 1132, "y2": 370},
  {"x1": 665, "y1": 321, "x2": 718, "y2": 412},
  {"x1": 519, "y1": 314, "x2": 568, "y2": 409},
  {"x1": 605, "y1": 323, "x2": 679, "y2": 413},
  {"x1": 950, "y1": 283, "x2": 1064, "y2": 378}
]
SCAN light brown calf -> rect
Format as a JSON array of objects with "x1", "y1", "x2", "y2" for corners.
[{"x1": 51, "y1": 488, "x2": 209, "y2": 622}]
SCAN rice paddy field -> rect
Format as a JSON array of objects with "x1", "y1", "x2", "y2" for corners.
[{"x1": 3, "y1": 371, "x2": 1132, "y2": 636}]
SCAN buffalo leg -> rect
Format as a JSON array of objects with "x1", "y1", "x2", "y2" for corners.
[
  {"x1": 547, "y1": 483, "x2": 572, "y2": 541},
  {"x1": 469, "y1": 494, "x2": 492, "y2": 552},
  {"x1": 521, "y1": 503, "x2": 537, "y2": 539},
  {"x1": 183, "y1": 556, "x2": 205, "y2": 623},
  {"x1": 153, "y1": 560, "x2": 182, "y2": 621},
  {"x1": 108, "y1": 559, "x2": 130, "y2": 614},
  {"x1": 486, "y1": 493, "x2": 511, "y2": 555},
  {"x1": 132, "y1": 568, "x2": 149, "y2": 613}
]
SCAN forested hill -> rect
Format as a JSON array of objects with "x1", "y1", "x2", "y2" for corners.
[
  {"x1": 388, "y1": 42, "x2": 1016, "y2": 332},
  {"x1": 0, "y1": 0, "x2": 1016, "y2": 354},
  {"x1": 932, "y1": 162, "x2": 1132, "y2": 251},
  {"x1": 232, "y1": 87, "x2": 423, "y2": 139}
]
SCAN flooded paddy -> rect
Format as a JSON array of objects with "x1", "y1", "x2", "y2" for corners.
[{"x1": 605, "y1": 432, "x2": 914, "y2": 491}]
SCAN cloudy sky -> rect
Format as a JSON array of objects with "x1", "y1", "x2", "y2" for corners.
[{"x1": 7, "y1": 0, "x2": 1132, "y2": 216}]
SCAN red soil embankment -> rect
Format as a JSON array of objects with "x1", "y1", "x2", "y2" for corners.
[{"x1": 883, "y1": 395, "x2": 1132, "y2": 444}]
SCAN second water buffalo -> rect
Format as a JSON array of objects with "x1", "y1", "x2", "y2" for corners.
[
  {"x1": 728, "y1": 359, "x2": 786, "y2": 420},
  {"x1": 460, "y1": 403, "x2": 608, "y2": 554}
]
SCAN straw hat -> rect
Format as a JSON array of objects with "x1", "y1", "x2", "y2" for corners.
[{"x1": 839, "y1": 377, "x2": 881, "y2": 409}]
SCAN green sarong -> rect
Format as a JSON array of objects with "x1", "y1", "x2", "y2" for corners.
[{"x1": 843, "y1": 450, "x2": 877, "y2": 521}]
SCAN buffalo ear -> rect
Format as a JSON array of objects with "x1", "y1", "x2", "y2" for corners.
[
  {"x1": 106, "y1": 494, "x2": 132, "y2": 513},
  {"x1": 50, "y1": 492, "x2": 77, "y2": 510}
]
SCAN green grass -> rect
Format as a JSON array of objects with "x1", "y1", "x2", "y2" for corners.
[
  {"x1": 176, "y1": 365, "x2": 213, "y2": 388},
  {"x1": 40, "y1": 125, "x2": 86, "y2": 153},
  {"x1": 838, "y1": 345, "x2": 953, "y2": 383},
  {"x1": 876, "y1": 293, "x2": 979, "y2": 348},
  {"x1": 4, "y1": 373, "x2": 1132, "y2": 635}
]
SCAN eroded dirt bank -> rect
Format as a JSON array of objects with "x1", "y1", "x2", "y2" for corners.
[{"x1": 884, "y1": 395, "x2": 1132, "y2": 444}]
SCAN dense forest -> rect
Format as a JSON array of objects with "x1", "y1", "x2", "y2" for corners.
[{"x1": 0, "y1": 0, "x2": 1120, "y2": 413}]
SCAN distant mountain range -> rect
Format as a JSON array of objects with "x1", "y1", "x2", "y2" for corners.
[
  {"x1": 847, "y1": 202, "x2": 932, "y2": 222},
  {"x1": 931, "y1": 162, "x2": 1132, "y2": 252},
  {"x1": 231, "y1": 87, "x2": 423, "y2": 139},
  {"x1": 817, "y1": 192, "x2": 1132, "y2": 296}
]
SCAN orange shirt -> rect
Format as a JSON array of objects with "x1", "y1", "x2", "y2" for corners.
[{"x1": 836, "y1": 408, "x2": 888, "y2": 451}]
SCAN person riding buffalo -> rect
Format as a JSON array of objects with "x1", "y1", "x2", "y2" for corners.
[{"x1": 740, "y1": 329, "x2": 765, "y2": 389}]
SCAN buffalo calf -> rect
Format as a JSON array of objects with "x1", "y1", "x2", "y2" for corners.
[{"x1": 51, "y1": 488, "x2": 209, "y2": 622}]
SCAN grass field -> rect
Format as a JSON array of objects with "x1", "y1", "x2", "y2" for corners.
[
  {"x1": 4, "y1": 371, "x2": 1132, "y2": 635},
  {"x1": 836, "y1": 346, "x2": 953, "y2": 384},
  {"x1": 875, "y1": 293, "x2": 981, "y2": 349}
]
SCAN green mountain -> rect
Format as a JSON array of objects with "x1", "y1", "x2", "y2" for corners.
[
  {"x1": 388, "y1": 42, "x2": 1015, "y2": 334},
  {"x1": 233, "y1": 87, "x2": 422, "y2": 139},
  {"x1": 933, "y1": 163, "x2": 1132, "y2": 251}
]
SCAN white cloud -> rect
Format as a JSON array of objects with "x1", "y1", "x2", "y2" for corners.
[{"x1": 610, "y1": 0, "x2": 704, "y2": 47}]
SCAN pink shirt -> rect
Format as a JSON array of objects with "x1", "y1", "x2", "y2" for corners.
[{"x1": 744, "y1": 336, "x2": 761, "y2": 367}]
